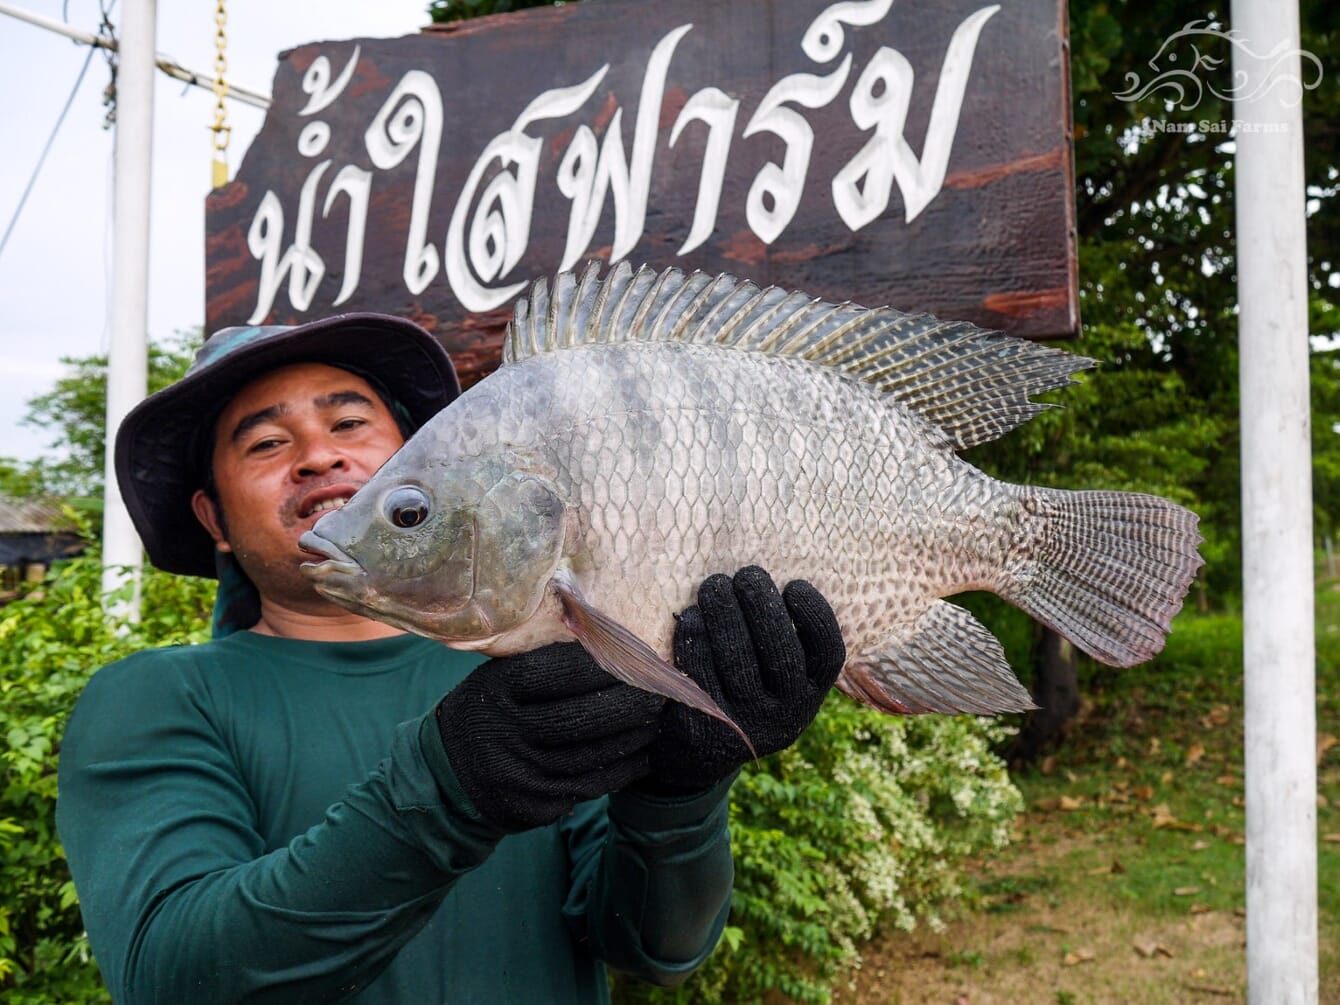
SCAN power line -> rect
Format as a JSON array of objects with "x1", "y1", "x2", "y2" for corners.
[
  {"x1": 0, "y1": 42, "x2": 96, "y2": 262},
  {"x1": 0, "y1": 2, "x2": 269, "y2": 108}
]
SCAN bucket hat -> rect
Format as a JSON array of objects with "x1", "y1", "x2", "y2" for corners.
[{"x1": 114, "y1": 312, "x2": 460, "y2": 579}]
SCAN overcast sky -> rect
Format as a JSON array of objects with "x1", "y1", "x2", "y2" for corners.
[{"x1": 0, "y1": 0, "x2": 433, "y2": 462}]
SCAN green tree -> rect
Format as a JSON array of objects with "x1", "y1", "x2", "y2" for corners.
[
  {"x1": 0, "y1": 539, "x2": 215, "y2": 1002},
  {"x1": 9, "y1": 331, "x2": 199, "y2": 502},
  {"x1": 973, "y1": 1, "x2": 1340, "y2": 755},
  {"x1": 1060, "y1": 1, "x2": 1340, "y2": 598},
  {"x1": 0, "y1": 459, "x2": 48, "y2": 499},
  {"x1": 427, "y1": 0, "x2": 558, "y2": 24}
]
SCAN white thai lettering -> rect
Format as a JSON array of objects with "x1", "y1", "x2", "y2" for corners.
[
  {"x1": 299, "y1": 46, "x2": 362, "y2": 116},
  {"x1": 366, "y1": 70, "x2": 444, "y2": 295},
  {"x1": 833, "y1": 5, "x2": 999, "y2": 227},
  {"x1": 554, "y1": 24, "x2": 693, "y2": 271},
  {"x1": 322, "y1": 165, "x2": 372, "y2": 307},
  {"x1": 742, "y1": 57, "x2": 852, "y2": 245},
  {"x1": 246, "y1": 163, "x2": 330, "y2": 324},
  {"x1": 803, "y1": 0, "x2": 895, "y2": 63},
  {"x1": 669, "y1": 87, "x2": 739, "y2": 256},
  {"x1": 446, "y1": 67, "x2": 608, "y2": 312},
  {"x1": 241, "y1": 3, "x2": 996, "y2": 320}
]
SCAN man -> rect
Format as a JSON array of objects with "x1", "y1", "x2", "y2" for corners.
[{"x1": 56, "y1": 312, "x2": 845, "y2": 1003}]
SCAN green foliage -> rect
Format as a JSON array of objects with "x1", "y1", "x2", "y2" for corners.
[
  {"x1": 4, "y1": 545, "x2": 1018, "y2": 1005},
  {"x1": 0, "y1": 459, "x2": 49, "y2": 499},
  {"x1": 615, "y1": 702, "x2": 1022, "y2": 1004},
  {"x1": 1032, "y1": 0, "x2": 1340, "y2": 605},
  {"x1": 427, "y1": 0, "x2": 562, "y2": 24},
  {"x1": 10, "y1": 331, "x2": 199, "y2": 502},
  {"x1": 0, "y1": 534, "x2": 214, "y2": 1002}
]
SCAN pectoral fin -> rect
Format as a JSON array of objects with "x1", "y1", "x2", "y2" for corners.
[
  {"x1": 553, "y1": 579, "x2": 757, "y2": 757},
  {"x1": 838, "y1": 600, "x2": 1037, "y2": 715}
]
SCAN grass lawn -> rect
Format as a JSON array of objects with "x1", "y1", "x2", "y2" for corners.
[{"x1": 831, "y1": 583, "x2": 1340, "y2": 1004}]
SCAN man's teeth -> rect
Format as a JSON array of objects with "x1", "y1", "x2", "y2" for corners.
[{"x1": 308, "y1": 497, "x2": 350, "y2": 517}]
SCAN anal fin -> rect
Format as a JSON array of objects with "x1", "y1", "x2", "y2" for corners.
[{"x1": 838, "y1": 600, "x2": 1036, "y2": 716}]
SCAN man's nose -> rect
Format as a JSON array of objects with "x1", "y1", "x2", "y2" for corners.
[{"x1": 293, "y1": 437, "x2": 348, "y2": 479}]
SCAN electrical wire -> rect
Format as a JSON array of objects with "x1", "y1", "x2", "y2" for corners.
[{"x1": 0, "y1": 43, "x2": 97, "y2": 262}]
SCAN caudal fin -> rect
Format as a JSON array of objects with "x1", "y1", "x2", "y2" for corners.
[{"x1": 1004, "y1": 489, "x2": 1204, "y2": 667}]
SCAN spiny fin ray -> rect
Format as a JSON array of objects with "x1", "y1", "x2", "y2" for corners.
[{"x1": 504, "y1": 263, "x2": 1095, "y2": 449}]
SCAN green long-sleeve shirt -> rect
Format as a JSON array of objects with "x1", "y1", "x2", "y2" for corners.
[{"x1": 56, "y1": 631, "x2": 735, "y2": 1003}]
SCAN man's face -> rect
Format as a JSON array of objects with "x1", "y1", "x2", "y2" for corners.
[{"x1": 190, "y1": 362, "x2": 406, "y2": 608}]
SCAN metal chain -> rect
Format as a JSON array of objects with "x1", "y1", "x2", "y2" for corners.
[{"x1": 210, "y1": 0, "x2": 231, "y2": 187}]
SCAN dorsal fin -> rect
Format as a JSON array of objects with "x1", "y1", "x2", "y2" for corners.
[{"x1": 503, "y1": 262, "x2": 1093, "y2": 450}]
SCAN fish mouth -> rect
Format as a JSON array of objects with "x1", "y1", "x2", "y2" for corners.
[{"x1": 298, "y1": 531, "x2": 361, "y2": 578}]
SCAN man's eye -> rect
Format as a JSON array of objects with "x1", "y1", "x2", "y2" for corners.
[
  {"x1": 334, "y1": 417, "x2": 367, "y2": 432},
  {"x1": 247, "y1": 437, "x2": 284, "y2": 454}
]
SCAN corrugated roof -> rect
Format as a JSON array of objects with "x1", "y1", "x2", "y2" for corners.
[{"x1": 0, "y1": 496, "x2": 75, "y2": 534}]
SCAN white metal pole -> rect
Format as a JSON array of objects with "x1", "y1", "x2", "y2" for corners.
[
  {"x1": 1231, "y1": 0, "x2": 1318, "y2": 1001},
  {"x1": 101, "y1": 0, "x2": 156, "y2": 616}
]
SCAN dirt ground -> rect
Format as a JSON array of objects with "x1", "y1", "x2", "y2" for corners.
[
  {"x1": 832, "y1": 900, "x2": 1246, "y2": 1005},
  {"x1": 829, "y1": 828, "x2": 1255, "y2": 1005}
]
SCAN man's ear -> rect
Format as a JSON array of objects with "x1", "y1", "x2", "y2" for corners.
[{"x1": 190, "y1": 489, "x2": 233, "y2": 553}]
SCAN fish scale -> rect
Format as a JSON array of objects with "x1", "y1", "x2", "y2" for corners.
[{"x1": 302, "y1": 262, "x2": 1204, "y2": 731}]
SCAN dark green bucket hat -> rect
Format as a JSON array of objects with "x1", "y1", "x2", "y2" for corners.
[{"x1": 114, "y1": 312, "x2": 460, "y2": 579}]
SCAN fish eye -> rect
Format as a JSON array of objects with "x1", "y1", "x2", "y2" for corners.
[{"x1": 384, "y1": 486, "x2": 431, "y2": 529}]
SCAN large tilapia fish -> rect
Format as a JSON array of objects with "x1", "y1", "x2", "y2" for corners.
[{"x1": 300, "y1": 262, "x2": 1203, "y2": 733}]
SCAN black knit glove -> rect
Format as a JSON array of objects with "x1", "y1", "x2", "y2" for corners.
[
  {"x1": 436, "y1": 642, "x2": 663, "y2": 833},
  {"x1": 640, "y1": 566, "x2": 846, "y2": 796}
]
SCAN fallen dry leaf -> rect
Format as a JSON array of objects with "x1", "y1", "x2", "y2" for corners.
[
  {"x1": 1059, "y1": 795, "x2": 1084, "y2": 811},
  {"x1": 1186, "y1": 742, "x2": 1206, "y2": 765},
  {"x1": 1185, "y1": 982, "x2": 1235, "y2": 997},
  {"x1": 1209, "y1": 823, "x2": 1245, "y2": 844},
  {"x1": 1215, "y1": 774, "x2": 1239, "y2": 787},
  {"x1": 1133, "y1": 784, "x2": 1155, "y2": 801},
  {"x1": 1201, "y1": 704, "x2": 1231, "y2": 728},
  {"x1": 1190, "y1": 903, "x2": 1212, "y2": 915},
  {"x1": 1322, "y1": 833, "x2": 1340, "y2": 844},
  {"x1": 1173, "y1": 886, "x2": 1201, "y2": 897},
  {"x1": 1133, "y1": 937, "x2": 1174, "y2": 959},
  {"x1": 1191, "y1": 840, "x2": 1210, "y2": 852},
  {"x1": 1084, "y1": 860, "x2": 1125, "y2": 877},
  {"x1": 1319, "y1": 733, "x2": 1338, "y2": 765},
  {"x1": 1062, "y1": 948, "x2": 1096, "y2": 966},
  {"x1": 1150, "y1": 805, "x2": 1202, "y2": 831},
  {"x1": 1160, "y1": 770, "x2": 1174, "y2": 784}
]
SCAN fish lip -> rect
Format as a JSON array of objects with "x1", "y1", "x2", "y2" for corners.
[
  {"x1": 298, "y1": 483, "x2": 362, "y2": 520},
  {"x1": 298, "y1": 531, "x2": 360, "y2": 575}
]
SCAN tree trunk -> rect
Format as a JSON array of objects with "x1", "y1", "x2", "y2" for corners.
[{"x1": 1013, "y1": 625, "x2": 1080, "y2": 763}]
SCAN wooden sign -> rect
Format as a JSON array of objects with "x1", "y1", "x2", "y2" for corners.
[{"x1": 205, "y1": 0, "x2": 1076, "y2": 386}]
